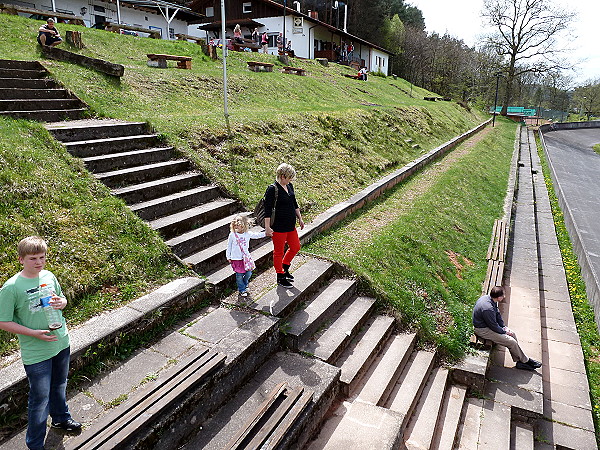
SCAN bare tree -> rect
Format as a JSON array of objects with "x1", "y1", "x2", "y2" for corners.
[{"x1": 482, "y1": 0, "x2": 575, "y2": 115}]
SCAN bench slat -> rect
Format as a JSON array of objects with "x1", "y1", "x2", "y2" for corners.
[{"x1": 263, "y1": 389, "x2": 313, "y2": 449}]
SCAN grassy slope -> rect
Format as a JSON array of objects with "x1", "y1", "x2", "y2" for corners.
[{"x1": 1, "y1": 14, "x2": 487, "y2": 357}]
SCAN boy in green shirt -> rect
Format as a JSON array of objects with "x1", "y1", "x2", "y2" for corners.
[{"x1": 0, "y1": 236, "x2": 81, "y2": 450}]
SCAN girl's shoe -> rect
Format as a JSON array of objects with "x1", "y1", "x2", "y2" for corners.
[
  {"x1": 282, "y1": 263, "x2": 294, "y2": 280},
  {"x1": 241, "y1": 291, "x2": 249, "y2": 297},
  {"x1": 277, "y1": 273, "x2": 293, "y2": 288}
]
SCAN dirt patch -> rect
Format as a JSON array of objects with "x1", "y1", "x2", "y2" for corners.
[{"x1": 445, "y1": 250, "x2": 474, "y2": 280}]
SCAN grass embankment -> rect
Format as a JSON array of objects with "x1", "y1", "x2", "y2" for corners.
[
  {"x1": 535, "y1": 134, "x2": 600, "y2": 442},
  {"x1": 1, "y1": 14, "x2": 486, "y2": 358},
  {"x1": 305, "y1": 119, "x2": 517, "y2": 358}
]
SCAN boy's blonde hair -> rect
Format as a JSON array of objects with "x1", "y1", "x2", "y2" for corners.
[
  {"x1": 18, "y1": 236, "x2": 48, "y2": 258},
  {"x1": 276, "y1": 163, "x2": 296, "y2": 181},
  {"x1": 230, "y1": 214, "x2": 254, "y2": 233}
]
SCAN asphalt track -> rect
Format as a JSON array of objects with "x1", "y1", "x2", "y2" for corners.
[{"x1": 542, "y1": 126, "x2": 600, "y2": 330}]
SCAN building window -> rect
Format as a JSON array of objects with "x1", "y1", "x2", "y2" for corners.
[
  {"x1": 169, "y1": 28, "x2": 175, "y2": 39},
  {"x1": 243, "y1": 2, "x2": 252, "y2": 13},
  {"x1": 206, "y1": 6, "x2": 214, "y2": 17}
]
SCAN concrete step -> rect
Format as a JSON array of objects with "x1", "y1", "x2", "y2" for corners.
[
  {"x1": 385, "y1": 350, "x2": 436, "y2": 419},
  {"x1": 286, "y1": 278, "x2": 357, "y2": 351},
  {"x1": 477, "y1": 399, "x2": 511, "y2": 450},
  {"x1": 0, "y1": 98, "x2": 83, "y2": 111},
  {"x1": 306, "y1": 400, "x2": 404, "y2": 450},
  {"x1": 96, "y1": 159, "x2": 192, "y2": 189},
  {"x1": 179, "y1": 352, "x2": 340, "y2": 450},
  {"x1": 150, "y1": 197, "x2": 239, "y2": 241},
  {"x1": 355, "y1": 333, "x2": 416, "y2": 406},
  {"x1": 63, "y1": 134, "x2": 162, "y2": 158},
  {"x1": 403, "y1": 367, "x2": 449, "y2": 450},
  {"x1": 455, "y1": 397, "x2": 484, "y2": 449},
  {"x1": 165, "y1": 212, "x2": 251, "y2": 259},
  {"x1": 337, "y1": 315, "x2": 395, "y2": 395},
  {"x1": 0, "y1": 87, "x2": 72, "y2": 99},
  {"x1": 0, "y1": 108, "x2": 86, "y2": 121},
  {"x1": 113, "y1": 172, "x2": 206, "y2": 205},
  {"x1": 0, "y1": 68, "x2": 47, "y2": 78},
  {"x1": 0, "y1": 59, "x2": 44, "y2": 70},
  {"x1": 432, "y1": 384, "x2": 467, "y2": 450},
  {"x1": 511, "y1": 421, "x2": 533, "y2": 450},
  {"x1": 245, "y1": 258, "x2": 335, "y2": 318},
  {"x1": 301, "y1": 296, "x2": 376, "y2": 364},
  {"x1": 47, "y1": 121, "x2": 150, "y2": 142},
  {"x1": 130, "y1": 185, "x2": 220, "y2": 221},
  {"x1": 82, "y1": 146, "x2": 176, "y2": 173},
  {"x1": 0, "y1": 77, "x2": 56, "y2": 89}
]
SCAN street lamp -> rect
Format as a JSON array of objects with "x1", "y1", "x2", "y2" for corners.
[{"x1": 492, "y1": 72, "x2": 503, "y2": 127}]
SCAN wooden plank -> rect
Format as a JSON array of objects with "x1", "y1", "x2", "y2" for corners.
[
  {"x1": 0, "y1": 3, "x2": 84, "y2": 24},
  {"x1": 224, "y1": 383, "x2": 288, "y2": 450},
  {"x1": 106, "y1": 22, "x2": 159, "y2": 38},
  {"x1": 498, "y1": 221, "x2": 507, "y2": 261},
  {"x1": 263, "y1": 389, "x2": 313, "y2": 449},
  {"x1": 486, "y1": 219, "x2": 500, "y2": 260},
  {"x1": 147, "y1": 53, "x2": 192, "y2": 61}
]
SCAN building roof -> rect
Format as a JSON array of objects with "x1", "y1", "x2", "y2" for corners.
[{"x1": 114, "y1": 0, "x2": 204, "y2": 22}]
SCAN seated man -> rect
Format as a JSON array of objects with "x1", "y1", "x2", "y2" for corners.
[
  {"x1": 38, "y1": 18, "x2": 62, "y2": 47},
  {"x1": 473, "y1": 286, "x2": 542, "y2": 371}
]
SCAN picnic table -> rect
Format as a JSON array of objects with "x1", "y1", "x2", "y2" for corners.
[
  {"x1": 282, "y1": 66, "x2": 305, "y2": 76},
  {"x1": 147, "y1": 53, "x2": 192, "y2": 69},
  {"x1": 106, "y1": 22, "x2": 160, "y2": 39},
  {"x1": 246, "y1": 61, "x2": 274, "y2": 72},
  {"x1": 232, "y1": 40, "x2": 261, "y2": 52},
  {"x1": 174, "y1": 33, "x2": 204, "y2": 45}
]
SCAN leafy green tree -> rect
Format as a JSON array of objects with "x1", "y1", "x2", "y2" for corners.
[{"x1": 381, "y1": 14, "x2": 405, "y2": 75}]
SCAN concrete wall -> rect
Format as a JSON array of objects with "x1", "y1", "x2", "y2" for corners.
[{"x1": 539, "y1": 121, "x2": 600, "y2": 332}]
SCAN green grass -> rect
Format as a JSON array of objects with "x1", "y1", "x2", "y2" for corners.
[
  {"x1": 535, "y1": 133, "x2": 600, "y2": 443},
  {"x1": 305, "y1": 119, "x2": 518, "y2": 359},
  {"x1": 593, "y1": 144, "x2": 600, "y2": 155}
]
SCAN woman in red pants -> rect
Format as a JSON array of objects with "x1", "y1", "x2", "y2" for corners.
[{"x1": 264, "y1": 163, "x2": 305, "y2": 288}]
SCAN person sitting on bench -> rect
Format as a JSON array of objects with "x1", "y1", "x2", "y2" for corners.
[
  {"x1": 38, "y1": 18, "x2": 62, "y2": 47},
  {"x1": 473, "y1": 286, "x2": 542, "y2": 371},
  {"x1": 358, "y1": 67, "x2": 368, "y2": 81}
]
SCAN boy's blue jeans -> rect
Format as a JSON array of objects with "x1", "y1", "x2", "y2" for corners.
[
  {"x1": 235, "y1": 271, "x2": 252, "y2": 292},
  {"x1": 24, "y1": 346, "x2": 72, "y2": 450}
]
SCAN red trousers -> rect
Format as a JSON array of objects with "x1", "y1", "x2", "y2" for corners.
[{"x1": 272, "y1": 229, "x2": 301, "y2": 273}]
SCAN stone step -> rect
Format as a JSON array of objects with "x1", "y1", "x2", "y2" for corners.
[
  {"x1": 181, "y1": 226, "x2": 266, "y2": 274},
  {"x1": 113, "y1": 172, "x2": 206, "y2": 205},
  {"x1": 47, "y1": 121, "x2": 150, "y2": 142},
  {"x1": 385, "y1": 350, "x2": 436, "y2": 419},
  {"x1": 63, "y1": 134, "x2": 161, "y2": 158},
  {"x1": 0, "y1": 68, "x2": 47, "y2": 78},
  {"x1": 205, "y1": 239, "x2": 274, "y2": 290},
  {"x1": 150, "y1": 197, "x2": 240, "y2": 241},
  {"x1": 0, "y1": 98, "x2": 83, "y2": 111},
  {"x1": 431, "y1": 384, "x2": 467, "y2": 450},
  {"x1": 511, "y1": 421, "x2": 533, "y2": 450},
  {"x1": 82, "y1": 146, "x2": 176, "y2": 173},
  {"x1": 300, "y1": 296, "x2": 376, "y2": 364},
  {"x1": 355, "y1": 333, "x2": 416, "y2": 406},
  {"x1": 0, "y1": 87, "x2": 72, "y2": 99},
  {"x1": 306, "y1": 400, "x2": 404, "y2": 450},
  {"x1": 403, "y1": 367, "x2": 449, "y2": 450},
  {"x1": 244, "y1": 258, "x2": 335, "y2": 318},
  {"x1": 477, "y1": 399, "x2": 511, "y2": 450},
  {"x1": 286, "y1": 278, "x2": 357, "y2": 351},
  {"x1": 0, "y1": 59, "x2": 44, "y2": 70},
  {"x1": 0, "y1": 77, "x2": 57, "y2": 89},
  {"x1": 130, "y1": 185, "x2": 220, "y2": 221},
  {"x1": 165, "y1": 212, "x2": 251, "y2": 259},
  {"x1": 0, "y1": 108, "x2": 86, "y2": 121},
  {"x1": 337, "y1": 315, "x2": 395, "y2": 395},
  {"x1": 179, "y1": 352, "x2": 340, "y2": 450},
  {"x1": 96, "y1": 159, "x2": 192, "y2": 189}
]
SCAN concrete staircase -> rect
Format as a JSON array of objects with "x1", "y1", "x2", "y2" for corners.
[{"x1": 0, "y1": 59, "x2": 86, "y2": 121}]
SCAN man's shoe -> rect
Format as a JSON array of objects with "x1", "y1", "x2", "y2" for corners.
[
  {"x1": 277, "y1": 273, "x2": 293, "y2": 288},
  {"x1": 527, "y1": 358, "x2": 542, "y2": 368},
  {"x1": 282, "y1": 264, "x2": 294, "y2": 281},
  {"x1": 515, "y1": 361, "x2": 535, "y2": 371},
  {"x1": 51, "y1": 418, "x2": 82, "y2": 432}
]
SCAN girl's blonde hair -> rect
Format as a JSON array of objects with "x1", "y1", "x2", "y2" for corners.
[
  {"x1": 230, "y1": 214, "x2": 254, "y2": 233},
  {"x1": 276, "y1": 163, "x2": 296, "y2": 181}
]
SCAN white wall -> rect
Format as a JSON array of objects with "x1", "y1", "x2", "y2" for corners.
[{"x1": 369, "y1": 49, "x2": 389, "y2": 75}]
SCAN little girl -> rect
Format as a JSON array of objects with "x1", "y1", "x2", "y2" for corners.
[{"x1": 226, "y1": 215, "x2": 265, "y2": 297}]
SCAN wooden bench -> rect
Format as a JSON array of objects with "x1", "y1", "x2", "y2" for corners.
[
  {"x1": 247, "y1": 61, "x2": 274, "y2": 72},
  {"x1": 282, "y1": 66, "x2": 305, "y2": 76},
  {"x1": 232, "y1": 41, "x2": 261, "y2": 52},
  {"x1": 147, "y1": 53, "x2": 192, "y2": 69},
  {"x1": 344, "y1": 73, "x2": 361, "y2": 80},
  {"x1": 0, "y1": 3, "x2": 85, "y2": 25},
  {"x1": 424, "y1": 97, "x2": 437, "y2": 101},
  {"x1": 106, "y1": 22, "x2": 160, "y2": 39},
  {"x1": 174, "y1": 33, "x2": 204, "y2": 44},
  {"x1": 486, "y1": 219, "x2": 507, "y2": 262}
]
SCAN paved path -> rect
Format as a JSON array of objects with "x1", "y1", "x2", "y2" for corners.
[{"x1": 542, "y1": 128, "x2": 600, "y2": 331}]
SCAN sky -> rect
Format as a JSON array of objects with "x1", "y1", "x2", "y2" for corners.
[{"x1": 407, "y1": 0, "x2": 600, "y2": 85}]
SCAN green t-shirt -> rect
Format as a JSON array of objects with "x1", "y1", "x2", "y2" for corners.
[{"x1": 0, "y1": 270, "x2": 69, "y2": 365}]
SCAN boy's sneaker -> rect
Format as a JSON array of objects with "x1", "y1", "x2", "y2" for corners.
[
  {"x1": 527, "y1": 358, "x2": 542, "y2": 368},
  {"x1": 51, "y1": 418, "x2": 82, "y2": 432},
  {"x1": 515, "y1": 361, "x2": 535, "y2": 371},
  {"x1": 240, "y1": 291, "x2": 249, "y2": 297}
]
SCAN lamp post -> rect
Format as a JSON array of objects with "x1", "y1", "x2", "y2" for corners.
[
  {"x1": 283, "y1": 0, "x2": 287, "y2": 53},
  {"x1": 492, "y1": 72, "x2": 503, "y2": 127},
  {"x1": 220, "y1": 0, "x2": 231, "y2": 135}
]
